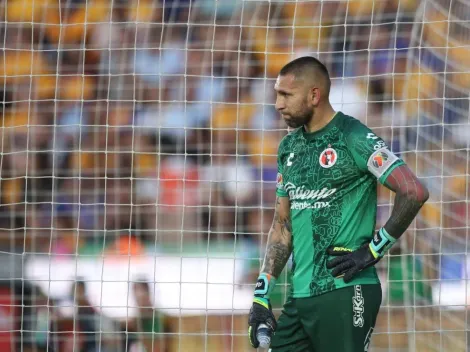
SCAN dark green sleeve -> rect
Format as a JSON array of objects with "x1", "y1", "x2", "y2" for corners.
[
  {"x1": 345, "y1": 119, "x2": 405, "y2": 185},
  {"x1": 276, "y1": 142, "x2": 289, "y2": 198}
]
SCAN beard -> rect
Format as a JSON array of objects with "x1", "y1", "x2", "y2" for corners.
[{"x1": 283, "y1": 108, "x2": 313, "y2": 129}]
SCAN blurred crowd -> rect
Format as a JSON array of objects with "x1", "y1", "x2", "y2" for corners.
[
  {"x1": 0, "y1": 0, "x2": 469, "y2": 351},
  {"x1": 16, "y1": 277, "x2": 166, "y2": 352}
]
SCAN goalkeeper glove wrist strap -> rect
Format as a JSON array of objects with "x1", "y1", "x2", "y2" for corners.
[
  {"x1": 253, "y1": 273, "x2": 277, "y2": 308},
  {"x1": 369, "y1": 227, "x2": 396, "y2": 259}
]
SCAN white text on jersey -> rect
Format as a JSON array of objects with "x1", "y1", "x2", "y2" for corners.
[
  {"x1": 286, "y1": 153, "x2": 295, "y2": 166},
  {"x1": 285, "y1": 183, "x2": 337, "y2": 201}
]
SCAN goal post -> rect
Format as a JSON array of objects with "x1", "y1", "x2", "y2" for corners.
[{"x1": 0, "y1": 0, "x2": 468, "y2": 351}]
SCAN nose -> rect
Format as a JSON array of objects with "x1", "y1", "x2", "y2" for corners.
[{"x1": 275, "y1": 97, "x2": 285, "y2": 112}]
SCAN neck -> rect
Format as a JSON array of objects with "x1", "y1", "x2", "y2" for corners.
[{"x1": 304, "y1": 103, "x2": 336, "y2": 133}]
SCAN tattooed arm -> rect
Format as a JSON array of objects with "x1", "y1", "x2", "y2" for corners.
[
  {"x1": 261, "y1": 196, "x2": 292, "y2": 278},
  {"x1": 327, "y1": 164, "x2": 429, "y2": 283},
  {"x1": 382, "y1": 164, "x2": 429, "y2": 239},
  {"x1": 248, "y1": 195, "x2": 291, "y2": 347}
]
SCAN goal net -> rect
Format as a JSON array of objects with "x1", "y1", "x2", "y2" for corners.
[{"x1": 0, "y1": 0, "x2": 468, "y2": 351}]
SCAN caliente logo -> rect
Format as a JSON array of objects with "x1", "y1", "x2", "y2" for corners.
[{"x1": 284, "y1": 182, "x2": 337, "y2": 201}]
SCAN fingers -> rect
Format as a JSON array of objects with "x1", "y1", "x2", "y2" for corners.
[
  {"x1": 343, "y1": 268, "x2": 359, "y2": 283},
  {"x1": 326, "y1": 255, "x2": 349, "y2": 269},
  {"x1": 327, "y1": 244, "x2": 374, "y2": 282},
  {"x1": 266, "y1": 316, "x2": 277, "y2": 332},
  {"x1": 330, "y1": 260, "x2": 354, "y2": 277},
  {"x1": 248, "y1": 325, "x2": 259, "y2": 348}
]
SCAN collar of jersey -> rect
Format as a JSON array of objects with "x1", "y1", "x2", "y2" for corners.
[{"x1": 301, "y1": 111, "x2": 341, "y2": 141}]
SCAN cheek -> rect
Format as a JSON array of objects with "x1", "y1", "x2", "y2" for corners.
[
  {"x1": 307, "y1": 99, "x2": 316, "y2": 111},
  {"x1": 305, "y1": 95, "x2": 313, "y2": 107},
  {"x1": 289, "y1": 97, "x2": 302, "y2": 110},
  {"x1": 298, "y1": 99, "x2": 311, "y2": 112}
]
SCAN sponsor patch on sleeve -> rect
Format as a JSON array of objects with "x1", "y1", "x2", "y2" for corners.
[
  {"x1": 276, "y1": 172, "x2": 284, "y2": 190},
  {"x1": 367, "y1": 148, "x2": 399, "y2": 179}
]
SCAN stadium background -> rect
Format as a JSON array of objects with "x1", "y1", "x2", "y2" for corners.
[{"x1": 0, "y1": 0, "x2": 469, "y2": 351}]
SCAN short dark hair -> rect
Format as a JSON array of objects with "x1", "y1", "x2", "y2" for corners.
[{"x1": 279, "y1": 56, "x2": 331, "y2": 94}]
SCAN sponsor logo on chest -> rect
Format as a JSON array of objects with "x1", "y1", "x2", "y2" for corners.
[
  {"x1": 285, "y1": 183, "x2": 337, "y2": 201},
  {"x1": 285, "y1": 182, "x2": 337, "y2": 209}
]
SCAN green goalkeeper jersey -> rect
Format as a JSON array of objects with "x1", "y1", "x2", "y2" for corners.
[{"x1": 276, "y1": 111, "x2": 404, "y2": 298}]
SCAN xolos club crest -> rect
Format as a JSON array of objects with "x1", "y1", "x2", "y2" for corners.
[{"x1": 319, "y1": 146, "x2": 337, "y2": 168}]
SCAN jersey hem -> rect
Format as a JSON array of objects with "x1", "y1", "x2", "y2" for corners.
[{"x1": 291, "y1": 279, "x2": 381, "y2": 299}]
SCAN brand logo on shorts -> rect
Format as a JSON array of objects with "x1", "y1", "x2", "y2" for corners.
[
  {"x1": 353, "y1": 285, "x2": 365, "y2": 327},
  {"x1": 319, "y1": 147, "x2": 337, "y2": 168}
]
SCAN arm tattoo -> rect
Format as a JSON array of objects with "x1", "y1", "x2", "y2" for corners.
[
  {"x1": 384, "y1": 165, "x2": 429, "y2": 239},
  {"x1": 279, "y1": 218, "x2": 292, "y2": 240},
  {"x1": 272, "y1": 197, "x2": 281, "y2": 223},
  {"x1": 262, "y1": 197, "x2": 292, "y2": 278},
  {"x1": 263, "y1": 242, "x2": 292, "y2": 278},
  {"x1": 385, "y1": 191, "x2": 423, "y2": 237}
]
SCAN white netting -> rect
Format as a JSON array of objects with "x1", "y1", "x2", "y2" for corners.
[{"x1": 0, "y1": 0, "x2": 468, "y2": 351}]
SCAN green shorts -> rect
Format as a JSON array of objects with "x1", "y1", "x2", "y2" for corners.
[{"x1": 270, "y1": 284, "x2": 381, "y2": 352}]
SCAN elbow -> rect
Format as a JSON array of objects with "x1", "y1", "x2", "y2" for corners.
[
  {"x1": 416, "y1": 182, "x2": 430, "y2": 204},
  {"x1": 403, "y1": 182, "x2": 429, "y2": 204},
  {"x1": 420, "y1": 184, "x2": 430, "y2": 203}
]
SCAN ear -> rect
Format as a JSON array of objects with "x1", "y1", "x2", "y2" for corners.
[{"x1": 310, "y1": 87, "x2": 321, "y2": 106}]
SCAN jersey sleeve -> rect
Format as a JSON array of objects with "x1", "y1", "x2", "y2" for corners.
[
  {"x1": 345, "y1": 119, "x2": 405, "y2": 185},
  {"x1": 276, "y1": 144, "x2": 289, "y2": 198}
]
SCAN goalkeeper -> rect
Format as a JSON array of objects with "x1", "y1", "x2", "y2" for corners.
[{"x1": 248, "y1": 56, "x2": 429, "y2": 352}]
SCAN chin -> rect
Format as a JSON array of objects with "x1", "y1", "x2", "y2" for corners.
[{"x1": 285, "y1": 120, "x2": 303, "y2": 129}]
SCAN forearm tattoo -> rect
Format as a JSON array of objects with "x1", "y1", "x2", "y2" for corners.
[
  {"x1": 263, "y1": 242, "x2": 292, "y2": 278},
  {"x1": 262, "y1": 197, "x2": 292, "y2": 278},
  {"x1": 385, "y1": 192, "x2": 423, "y2": 238},
  {"x1": 384, "y1": 166, "x2": 429, "y2": 239}
]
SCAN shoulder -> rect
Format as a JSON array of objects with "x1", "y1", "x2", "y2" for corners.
[
  {"x1": 336, "y1": 113, "x2": 365, "y2": 134},
  {"x1": 336, "y1": 113, "x2": 371, "y2": 140}
]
